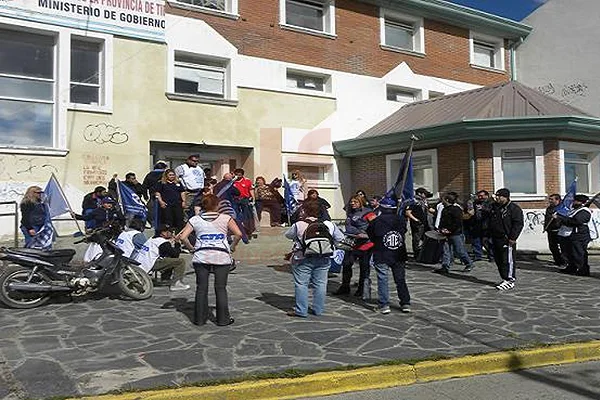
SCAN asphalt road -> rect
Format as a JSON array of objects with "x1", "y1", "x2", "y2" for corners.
[{"x1": 305, "y1": 361, "x2": 600, "y2": 400}]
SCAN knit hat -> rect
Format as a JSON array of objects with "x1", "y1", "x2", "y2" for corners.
[
  {"x1": 379, "y1": 196, "x2": 397, "y2": 209},
  {"x1": 495, "y1": 188, "x2": 510, "y2": 198},
  {"x1": 415, "y1": 187, "x2": 433, "y2": 198},
  {"x1": 574, "y1": 194, "x2": 589, "y2": 203}
]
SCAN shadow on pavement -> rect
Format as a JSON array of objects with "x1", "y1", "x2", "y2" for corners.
[{"x1": 255, "y1": 292, "x2": 295, "y2": 312}]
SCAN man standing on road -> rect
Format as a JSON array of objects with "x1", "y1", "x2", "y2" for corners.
[
  {"x1": 489, "y1": 188, "x2": 524, "y2": 291},
  {"x1": 556, "y1": 194, "x2": 592, "y2": 276},
  {"x1": 543, "y1": 193, "x2": 567, "y2": 268},
  {"x1": 175, "y1": 155, "x2": 205, "y2": 214},
  {"x1": 405, "y1": 187, "x2": 432, "y2": 261}
]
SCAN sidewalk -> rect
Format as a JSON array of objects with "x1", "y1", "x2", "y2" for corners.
[{"x1": 1, "y1": 228, "x2": 600, "y2": 399}]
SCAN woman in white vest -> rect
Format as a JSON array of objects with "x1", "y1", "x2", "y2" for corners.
[{"x1": 179, "y1": 193, "x2": 243, "y2": 326}]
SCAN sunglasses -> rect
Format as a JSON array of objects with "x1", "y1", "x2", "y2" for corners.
[
  {"x1": 189, "y1": 159, "x2": 199, "y2": 163},
  {"x1": 35, "y1": 191, "x2": 43, "y2": 194}
]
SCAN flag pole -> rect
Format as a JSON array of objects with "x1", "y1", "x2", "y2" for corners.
[
  {"x1": 51, "y1": 173, "x2": 84, "y2": 235},
  {"x1": 395, "y1": 134, "x2": 418, "y2": 198},
  {"x1": 115, "y1": 178, "x2": 125, "y2": 215}
]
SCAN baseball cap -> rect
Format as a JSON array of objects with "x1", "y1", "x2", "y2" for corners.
[
  {"x1": 495, "y1": 188, "x2": 510, "y2": 198},
  {"x1": 415, "y1": 187, "x2": 433, "y2": 198}
]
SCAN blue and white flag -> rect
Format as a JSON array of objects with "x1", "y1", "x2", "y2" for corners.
[
  {"x1": 117, "y1": 180, "x2": 147, "y2": 219},
  {"x1": 44, "y1": 174, "x2": 70, "y2": 218},
  {"x1": 384, "y1": 142, "x2": 415, "y2": 217},
  {"x1": 556, "y1": 178, "x2": 577, "y2": 216},
  {"x1": 283, "y1": 175, "x2": 298, "y2": 216}
]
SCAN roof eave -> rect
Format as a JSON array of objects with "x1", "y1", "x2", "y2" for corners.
[{"x1": 333, "y1": 117, "x2": 600, "y2": 157}]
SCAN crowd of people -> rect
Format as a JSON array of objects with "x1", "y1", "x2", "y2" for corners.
[{"x1": 17, "y1": 157, "x2": 596, "y2": 326}]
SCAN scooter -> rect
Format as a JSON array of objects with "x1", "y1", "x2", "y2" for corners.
[{"x1": 0, "y1": 227, "x2": 153, "y2": 309}]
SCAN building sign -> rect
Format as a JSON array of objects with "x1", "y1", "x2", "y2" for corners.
[{"x1": 0, "y1": 0, "x2": 165, "y2": 42}]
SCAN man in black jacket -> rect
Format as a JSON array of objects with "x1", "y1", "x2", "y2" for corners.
[
  {"x1": 405, "y1": 187, "x2": 433, "y2": 261},
  {"x1": 367, "y1": 196, "x2": 411, "y2": 313},
  {"x1": 543, "y1": 194, "x2": 567, "y2": 267},
  {"x1": 489, "y1": 188, "x2": 524, "y2": 291},
  {"x1": 556, "y1": 194, "x2": 592, "y2": 276},
  {"x1": 433, "y1": 192, "x2": 474, "y2": 274}
]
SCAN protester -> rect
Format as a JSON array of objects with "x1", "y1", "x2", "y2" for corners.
[
  {"x1": 154, "y1": 169, "x2": 186, "y2": 232},
  {"x1": 81, "y1": 186, "x2": 107, "y2": 231},
  {"x1": 19, "y1": 186, "x2": 49, "y2": 249},
  {"x1": 109, "y1": 172, "x2": 147, "y2": 201},
  {"x1": 114, "y1": 218, "x2": 147, "y2": 258},
  {"x1": 489, "y1": 188, "x2": 524, "y2": 290},
  {"x1": 178, "y1": 194, "x2": 243, "y2": 326},
  {"x1": 73, "y1": 197, "x2": 125, "y2": 231},
  {"x1": 175, "y1": 154, "x2": 205, "y2": 212},
  {"x1": 306, "y1": 189, "x2": 331, "y2": 221},
  {"x1": 255, "y1": 176, "x2": 283, "y2": 227},
  {"x1": 284, "y1": 200, "x2": 344, "y2": 317},
  {"x1": 367, "y1": 196, "x2": 411, "y2": 314},
  {"x1": 556, "y1": 194, "x2": 592, "y2": 276},
  {"x1": 233, "y1": 168, "x2": 256, "y2": 237},
  {"x1": 433, "y1": 192, "x2": 474, "y2": 274},
  {"x1": 289, "y1": 170, "x2": 307, "y2": 203},
  {"x1": 334, "y1": 195, "x2": 373, "y2": 298},
  {"x1": 143, "y1": 161, "x2": 167, "y2": 227},
  {"x1": 471, "y1": 190, "x2": 494, "y2": 262},
  {"x1": 369, "y1": 195, "x2": 382, "y2": 210},
  {"x1": 405, "y1": 187, "x2": 433, "y2": 261},
  {"x1": 543, "y1": 194, "x2": 567, "y2": 268}
]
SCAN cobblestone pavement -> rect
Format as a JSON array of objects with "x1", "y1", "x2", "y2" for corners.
[{"x1": 1, "y1": 229, "x2": 600, "y2": 399}]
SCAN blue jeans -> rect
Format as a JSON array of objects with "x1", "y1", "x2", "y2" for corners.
[
  {"x1": 292, "y1": 257, "x2": 330, "y2": 317},
  {"x1": 472, "y1": 236, "x2": 494, "y2": 260},
  {"x1": 391, "y1": 262, "x2": 411, "y2": 306},
  {"x1": 442, "y1": 234, "x2": 472, "y2": 270},
  {"x1": 372, "y1": 263, "x2": 390, "y2": 307}
]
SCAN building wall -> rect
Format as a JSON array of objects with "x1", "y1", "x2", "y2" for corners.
[
  {"x1": 168, "y1": 0, "x2": 510, "y2": 85},
  {"x1": 518, "y1": 0, "x2": 600, "y2": 117}
]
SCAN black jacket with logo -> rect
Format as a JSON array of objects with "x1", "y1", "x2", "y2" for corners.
[
  {"x1": 366, "y1": 208, "x2": 408, "y2": 265},
  {"x1": 439, "y1": 204, "x2": 464, "y2": 236},
  {"x1": 489, "y1": 201, "x2": 524, "y2": 241}
]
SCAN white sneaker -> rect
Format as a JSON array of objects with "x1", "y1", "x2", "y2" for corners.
[
  {"x1": 495, "y1": 280, "x2": 515, "y2": 291},
  {"x1": 378, "y1": 305, "x2": 391, "y2": 314},
  {"x1": 170, "y1": 280, "x2": 190, "y2": 291}
]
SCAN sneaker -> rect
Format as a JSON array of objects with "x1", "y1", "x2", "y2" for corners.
[
  {"x1": 169, "y1": 280, "x2": 190, "y2": 291},
  {"x1": 378, "y1": 305, "x2": 391, "y2": 314},
  {"x1": 462, "y1": 265, "x2": 474, "y2": 273},
  {"x1": 495, "y1": 280, "x2": 515, "y2": 291},
  {"x1": 400, "y1": 304, "x2": 411, "y2": 313},
  {"x1": 433, "y1": 267, "x2": 450, "y2": 274}
]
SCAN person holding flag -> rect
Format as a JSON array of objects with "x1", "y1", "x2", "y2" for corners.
[
  {"x1": 19, "y1": 186, "x2": 50, "y2": 249},
  {"x1": 555, "y1": 194, "x2": 592, "y2": 276},
  {"x1": 283, "y1": 175, "x2": 299, "y2": 225}
]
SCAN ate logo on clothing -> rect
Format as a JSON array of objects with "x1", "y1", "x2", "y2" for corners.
[{"x1": 383, "y1": 231, "x2": 402, "y2": 250}]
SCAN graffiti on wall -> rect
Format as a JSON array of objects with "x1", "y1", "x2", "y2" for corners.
[
  {"x1": 0, "y1": 155, "x2": 60, "y2": 181},
  {"x1": 83, "y1": 123, "x2": 129, "y2": 145},
  {"x1": 536, "y1": 81, "x2": 589, "y2": 104},
  {"x1": 82, "y1": 154, "x2": 110, "y2": 186},
  {"x1": 523, "y1": 208, "x2": 600, "y2": 245}
]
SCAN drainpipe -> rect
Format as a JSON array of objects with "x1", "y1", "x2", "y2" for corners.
[
  {"x1": 508, "y1": 37, "x2": 525, "y2": 81},
  {"x1": 469, "y1": 141, "x2": 476, "y2": 195}
]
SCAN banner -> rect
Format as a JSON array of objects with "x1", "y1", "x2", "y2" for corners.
[
  {"x1": 44, "y1": 174, "x2": 70, "y2": 218},
  {"x1": 117, "y1": 180, "x2": 147, "y2": 219}
]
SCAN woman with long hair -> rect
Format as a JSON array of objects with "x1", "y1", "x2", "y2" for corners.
[
  {"x1": 255, "y1": 176, "x2": 283, "y2": 226},
  {"x1": 20, "y1": 186, "x2": 49, "y2": 248},
  {"x1": 154, "y1": 169, "x2": 186, "y2": 232},
  {"x1": 179, "y1": 194, "x2": 243, "y2": 326}
]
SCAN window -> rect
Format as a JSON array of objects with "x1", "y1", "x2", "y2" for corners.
[
  {"x1": 428, "y1": 91, "x2": 444, "y2": 100},
  {"x1": 0, "y1": 29, "x2": 54, "y2": 147},
  {"x1": 289, "y1": 163, "x2": 326, "y2": 181},
  {"x1": 70, "y1": 39, "x2": 102, "y2": 105},
  {"x1": 386, "y1": 149, "x2": 437, "y2": 194},
  {"x1": 287, "y1": 70, "x2": 331, "y2": 93},
  {"x1": 174, "y1": 0, "x2": 237, "y2": 14},
  {"x1": 380, "y1": 10, "x2": 424, "y2": 53},
  {"x1": 493, "y1": 142, "x2": 545, "y2": 198},
  {"x1": 174, "y1": 55, "x2": 226, "y2": 98},
  {"x1": 386, "y1": 86, "x2": 420, "y2": 103},
  {"x1": 564, "y1": 152, "x2": 590, "y2": 192},
  {"x1": 282, "y1": 0, "x2": 335, "y2": 35},
  {"x1": 470, "y1": 32, "x2": 504, "y2": 70}
]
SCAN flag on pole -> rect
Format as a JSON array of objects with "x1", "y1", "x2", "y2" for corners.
[
  {"x1": 44, "y1": 174, "x2": 70, "y2": 218},
  {"x1": 283, "y1": 175, "x2": 298, "y2": 216},
  {"x1": 385, "y1": 136, "x2": 416, "y2": 216},
  {"x1": 555, "y1": 178, "x2": 577, "y2": 216},
  {"x1": 117, "y1": 180, "x2": 147, "y2": 220}
]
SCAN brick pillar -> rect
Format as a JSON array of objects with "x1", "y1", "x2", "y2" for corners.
[
  {"x1": 474, "y1": 141, "x2": 494, "y2": 193},
  {"x1": 544, "y1": 140, "x2": 561, "y2": 195}
]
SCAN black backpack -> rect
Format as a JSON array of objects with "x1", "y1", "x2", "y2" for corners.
[{"x1": 301, "y1": 220, "x2": 335, "y2": 257}]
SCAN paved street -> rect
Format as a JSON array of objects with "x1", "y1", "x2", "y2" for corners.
[
  {"x1": 305, "y1": 360, "x2": 600, "y2": 400},
  {"x1": 1, "y1": 228, "x2": 600, "y2": 399}
]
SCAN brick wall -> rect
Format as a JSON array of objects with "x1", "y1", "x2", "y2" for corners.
[
  {"x1": 474, "y1": 141, "x2": 493, "y2": 193},
  {"x1": 350, "y1": 154, "x2": 387, "y2": 199},
  {"x1": 437, "y1": 143, "x2": 471, "y2": 199},
  {"x1": 544, "y1": 139, "x2": 560, "y2": 195},
  {"x1": 168, "y1": 0, "x2": 511, "y2": 85}
]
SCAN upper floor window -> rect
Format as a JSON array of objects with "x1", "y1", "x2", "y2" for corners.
[
  {"x1": 174, "y1": 0, "x2": 238, "y2": 15},
  {"x1": 386, "y1": 86, "x2": 420, "y2": 103},
  {"x1": 281, "y1": 0, "x2": 335, "y2": 35},
  {"x1": 174, "y1": 55, "x2": 227, "y2": 98},
  {"x1": 470, "y1": 32, "x2": 504, "y2": 71},
  {"x1": 0, "y1": 29, "x2": 55, "y2": 147},
  {"x1": 70, "y1": 39, "x2": 103, "y2": 105},
  {"x1": 380, "y1": 9, "x2": 424, "y2": 54},
  {"x1": 287, "y1": 69, "x2": 332, "y2": 94}
]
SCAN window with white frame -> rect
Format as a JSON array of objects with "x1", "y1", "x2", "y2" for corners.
[
  {"x1": 174, "y1": 55, "x2": 227, "y2": 98},
  {"x1": 287, "y1": 70, "x2": 331, "y2": 93},
  {"x1": 70, "y1": 39, "x2": 103, "y2": 105},
  {"x1": 386, "y1": 149, "x2": 437, "y2": 193},
  {"x1": 470, "y1": 32, "x2": 504, "y2": 70},
  {"x1": 282, "y1": 0, "x2": 335, "y2": 34},
  {"x1": 493, "y1": 142, "x2": 545, "y2": 197},
  {"x1": 289, "y1": 163, "x2": 327, "y2": 181},
  {"x1": 0, "y1": 29, "x2": 55, "y2": 147},
  {"x1": 386, "y1": 86, "x2": 420, "y2": 103},
  {"x1": 559, "y1": 142, "x2": 600, "y2": 194},
  {"x1": 174, "y1": 0, "x2": 237, "y2": 14},
  {"x1": 380, "y1": 10, "x2": 423, "y2": 53}
]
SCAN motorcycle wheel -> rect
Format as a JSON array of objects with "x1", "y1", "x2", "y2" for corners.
[
  {"x1": 0, "y1": 265, "x2": 52, "y2": 309},
  {"x1": 118, "y1": 263, "x2": 153, "y2": 300}
]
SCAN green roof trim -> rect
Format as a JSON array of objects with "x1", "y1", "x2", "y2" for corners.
[
  {"x1": 373, "y1": 0, "x2": 532, "y2": 39},
  {"x1": 333, "y1": 116, "x2": 600, "y2": 157}
]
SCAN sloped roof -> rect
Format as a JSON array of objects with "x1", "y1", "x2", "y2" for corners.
[{"x1": 357, "y1": 81, "x2": 593, "y2": 140}]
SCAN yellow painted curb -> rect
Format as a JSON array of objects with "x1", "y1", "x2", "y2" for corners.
[{"x1": 74, "y1": 340, "x2": 600, "y2": 400}]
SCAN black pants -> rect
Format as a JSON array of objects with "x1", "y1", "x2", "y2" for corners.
[
  {"x1": 390, "y1": 262, "x2": 411, "y2": 306},
  {"x1": 492, "y1": 238, "x2": 516, "y2": 281},
  {"x1": 410, "y1": 223, "x2": 426, "y2": 260},
  {"x1": 193, "y1": 263, "x2": 230, "y2": 326},
  {"x1": 340, "y1": 249, "x2": 371, "y2": 293},
  {"x1": 563, "y1": 236, "x2": 590, "y2": 274},
  {"x1": 160, "y1": 204, "x2": 184, "y2": 232},
  {"x1": 547, "y1": 231, "x2": 567, "y2": 266}
]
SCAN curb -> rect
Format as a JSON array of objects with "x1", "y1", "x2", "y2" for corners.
[{"x1": 75, "y1": 340, "x2": 600, "y2": 400}]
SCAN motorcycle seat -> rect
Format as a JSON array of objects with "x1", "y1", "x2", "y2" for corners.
[{"x1": 7, "y1": 248, "x2": 76, "y2": 265}]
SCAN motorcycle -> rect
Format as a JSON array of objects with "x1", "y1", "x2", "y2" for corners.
[{"x1": 0, "y1": 228, "x2": 153, "y2": 309}]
